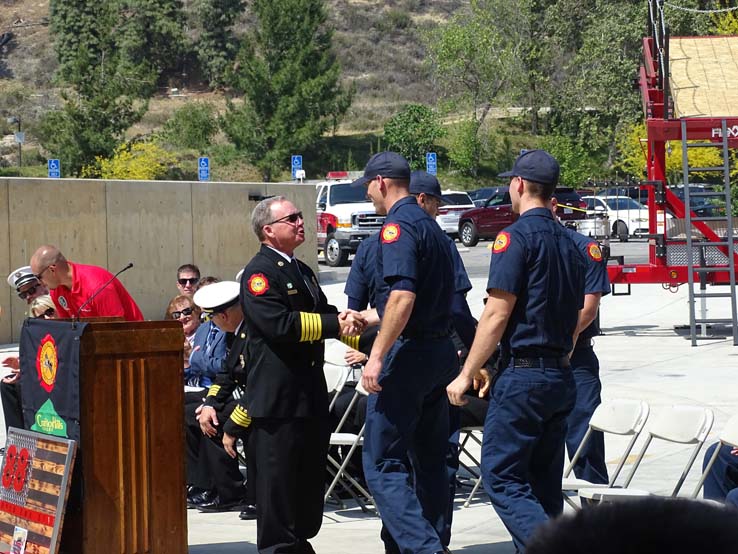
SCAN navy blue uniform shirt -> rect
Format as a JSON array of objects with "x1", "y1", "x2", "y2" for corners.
[
  {"x1": 344, "y1": 233, "x2": 386, "y2": 311},
  {"x1": 486, "y1": 207, "x2": 585, "y2": 358},
  {"x1": 565, "y1": 226, "x2": 610, "y2": 344},
  {"x1": 377, "y1": 196, "x2": 455, "y2": 335}
]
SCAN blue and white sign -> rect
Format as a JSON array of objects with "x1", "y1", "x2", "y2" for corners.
[
  {"x1": 198, "y1": 157, "x2": 210, "y2": 182},
  {"x1": 426, "y1": 152, "x2": 437, "y2": 176},
  {"x1": 291, "y1": 155, "x2": 303, "y2": 179},
  {"x1": 48, "y1": 159, "x2": 60, "y2": 179}
]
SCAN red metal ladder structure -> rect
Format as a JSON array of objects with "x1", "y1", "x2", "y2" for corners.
[{"x1": 606, "y1": 0, "x2": 738, "y2": 345}]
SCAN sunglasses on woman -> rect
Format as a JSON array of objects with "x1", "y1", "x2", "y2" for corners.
[
  {"x1": 171, "y1": 307, "x2": 194, "y2": 319},
  {"x1": 34, "y1": 308, "x2": 55, "y2": 319}
]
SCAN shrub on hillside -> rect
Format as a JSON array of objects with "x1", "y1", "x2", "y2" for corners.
[
  {"x1": 383, "y1": 104, "x2": 444, "y2": 169},
  {"x1": 161, "y1": 102, "x2": 218, "y2": 151},
  {"x1": 82, "y1": 141, "x2": 178, "y2": 180}
]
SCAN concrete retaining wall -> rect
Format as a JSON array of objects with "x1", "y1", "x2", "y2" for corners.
[{"x1": 0, "y1": 178, "x2": 317, "y2": 343}]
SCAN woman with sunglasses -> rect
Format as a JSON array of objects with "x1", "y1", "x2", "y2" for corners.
[{"x1": 30, "y1": 295, "x2": 57, "y2": 319}]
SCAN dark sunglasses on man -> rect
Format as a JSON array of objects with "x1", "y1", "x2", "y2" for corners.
[
  {"x1": 171, "y1": 307, "x2": 194, "y2": 319},
  {"x1": 18, "y1": 284, "x2": 40, "y2": 301},
  {"x1": 268, "y1": 211, "x2": 303, "y2": 225},
  {"x1": 178, "y1": 277, "x2": 199, "y2": 286}
]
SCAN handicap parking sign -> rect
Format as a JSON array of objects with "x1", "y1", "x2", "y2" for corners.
[
  {"x1": 426, "y1": 152, "x2": 437, "y2": 176},
  {"x1": 198, "y1": 157, "x2": 210, "y2": 181},
  {"x1": 48, "y1": 159, "x2": 60, "y2": 179},
  {"x1": 291, "y1": 155, "x2": 303, "y2": 179}
]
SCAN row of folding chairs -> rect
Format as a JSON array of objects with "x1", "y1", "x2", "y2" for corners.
[{"x1": 458, "y1": 398, "x2": 736, "y2": 508}]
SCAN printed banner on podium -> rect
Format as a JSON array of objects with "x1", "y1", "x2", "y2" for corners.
[{"x1": 19, "y1": 320, "x2": 87, "y2": 443}]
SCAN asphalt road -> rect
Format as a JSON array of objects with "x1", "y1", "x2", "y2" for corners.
[{"x1": 319, "y1": 237, "x2": 651, "y2": 284}]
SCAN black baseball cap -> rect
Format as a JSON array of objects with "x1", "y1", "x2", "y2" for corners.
[
  {"x1": 409, "y1": 171, "x2": 442, "y2": 199},
  {"x1": 498, "y1": 149, "x2": 560, "y2": 186},
  {"x1": 351, "y1": 151, "x2": 411, "y2": 187}
]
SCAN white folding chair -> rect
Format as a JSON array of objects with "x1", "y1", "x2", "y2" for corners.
[
  {"x1": 580, "y1": 404, "x2": 714, "y2": 504},
  {"x1": 324, "y1": 379, "x2": 374, "y2": 512},
  {"x1": 324, "y1": 362, "x2": 352, "y2": 413},
  {"x1": 562, "y1": 399, "x2": 650, "y2": 508},
  {"x1": 457, "y1": 426, "x2": 485, "y2": 508},
  {"x1": 692, "y1": 413, "x2": 738, "y2": 498}
]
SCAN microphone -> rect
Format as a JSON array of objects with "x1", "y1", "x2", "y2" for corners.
[{"x1": 74, "y1": 262, "x2": 134, "y2": 322}]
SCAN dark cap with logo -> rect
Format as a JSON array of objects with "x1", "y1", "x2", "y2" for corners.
[
  {"x1": 409, "y1": 171, "x2": 442, "y2": 200},
  {"x1": 498, "y1": 149, "x2": 560, "y2": 186},
  {"x1": 351, "y1": 151, "x2": 411, "y2": 187}
]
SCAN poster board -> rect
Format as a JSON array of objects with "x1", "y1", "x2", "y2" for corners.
[{"x1": 0, "y1": 428, "x2": 76, "y2": 554}]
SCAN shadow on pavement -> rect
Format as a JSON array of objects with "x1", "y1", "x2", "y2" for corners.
[
  {"x1": 455, "y1": 541, "x2": 516, "y2": 554},
  {"x1": 190, "y1": 542, "x2": 256, "y2": 553}
]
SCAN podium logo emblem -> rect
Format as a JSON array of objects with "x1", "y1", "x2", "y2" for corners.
[{"x1": 36, "y1": 334, "x2": 58, "y2": 393}]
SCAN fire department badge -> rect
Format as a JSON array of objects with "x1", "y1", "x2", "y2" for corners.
[
  {"x1": 247, "y1": 273, "x2": 269, "y2": 296},
  {"x1": 36, "y1": 334, "x2": 58, "y2": 393},
  {"x1": 493, "y1": 232, "x2": 511, "y2": 253},
  {"x1": 381, "y1": 224, "x2": 401, "y2": 244},
  {"x1": 587, "y1": 242, "x2": 603, "y2": 261}
]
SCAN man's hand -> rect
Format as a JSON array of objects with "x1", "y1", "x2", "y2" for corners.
[
  {"x1": 197, "y1": 405, "x2": 219, "y2": 437},
  {"x1": 447, "y1": 372, "x2": 474, "y2": 406},
  {"x1": 223, "y1": 432, "x2": 237, "y2": 459},
  {"x1": 2, "y1": 356, "x2": 20, "y2": 371},
  {"x1": 339, "y1": 310, "x2": 367, "y2": 336},
  {"x1": 344, "y1": 348, "x2": 367, "y2": 366},
  {"x1": 361, "y1": 356, "x2": 383, "y2": 393},
  {"x1": 473, "y1": 368, "x2": 492, "y2": 398}
]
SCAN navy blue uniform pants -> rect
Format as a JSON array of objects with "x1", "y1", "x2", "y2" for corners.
[
  {"x1": 481, "y1": 365, "x2": 576, "y2": 553},
  {"x1": 565, "y1": 346, "x2": 608, "y2": 484},
  {"x1": 363, "y1": 337, "x2": 457, "y2": 554},
  {"x1": 703, "y1": 442, "x2": 738, "y2": 502}
]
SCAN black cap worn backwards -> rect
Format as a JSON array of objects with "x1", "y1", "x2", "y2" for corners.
[
  {"x1": 498, "y1": 149, "x2": 560, "y2": 186},
  {"x1": 351, "y1": 151, "x2": 411, "y2": 187}
]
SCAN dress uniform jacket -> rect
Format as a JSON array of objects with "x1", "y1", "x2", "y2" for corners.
[
  {"x1": 210, "y1": 325, "x2": 251, "y2": 435},
  {"x1": 238, "y1": 244, "x2": 341, "y2": 421}
]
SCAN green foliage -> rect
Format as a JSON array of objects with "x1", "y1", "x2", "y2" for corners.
[
  {"x1": 161, "y1": 102, "x2": 218, "y2": 151},
  {"x1": 193, "y1": 0, "x2": 245, "y2": 87},
  {"x1": 81, "y1": 141, "x2": 178, "y2": 180},
  {"x1": 447, "y1": 120, "x2": 483, "y2": 177},
  {"x1": 221, "y1": 0, "x2": 353, "y2": 181},
  {"x1": 712, "y1": 11, "x2": 738, "y2": 35},
  {"x1": 383, "y1": 104, "x2": 445, "y2": 169},
  {"x1": 380, "y1": 9, "x2": 412, "y2": 31},
  {"x1": 539, "y1": 134, "x2": 602, "y2": 187}
]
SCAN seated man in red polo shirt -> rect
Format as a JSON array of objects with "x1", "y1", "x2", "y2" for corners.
[{"x1": 30, "y1": 244, "x2": 144, "y2": 321}]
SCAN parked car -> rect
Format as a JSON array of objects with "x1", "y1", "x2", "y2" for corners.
[
  {"x1": 315, "y1": 176, "x2": 384, "y2": 266},
  {"x1": 582, "y1": 195, "x2": 673, "y2": 241},
  {"x1": 669, "y1": 185, "x2": 724, "y2": 217},
  {"x1": 468, "y1": 187, "x2": 500, "y2": 207},
  {"x1": 596, "y1": 185, "x2": 649, "y2": 204},
  {"x1": 437, "y1": 190, "x2": 475, "y2": 239},
  {"x1": 457, "y1": 187, "x2": 588, "y2": 247}
]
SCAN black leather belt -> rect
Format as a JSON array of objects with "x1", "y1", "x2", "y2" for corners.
[{"x1": 508, "y1": 356, "x2": 570, "y2": 369}]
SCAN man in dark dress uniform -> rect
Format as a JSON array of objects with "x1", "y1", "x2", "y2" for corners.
[
  {"x1": 223, "y1": 196, "x2": 364, "y2": 554},
  {"x1": 447, "y1": 150, "x2": 585, "y2": 553}
]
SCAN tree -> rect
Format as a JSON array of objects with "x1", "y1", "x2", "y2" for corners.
[
  {"x1": 220, "y1": 0, "x2": 353, "y2": 181},
  {"x1": 383, "y1": 105, "x2": 444, "y2": 170},
  {"x1": 161, "y1": 102, "x2": 218, "y2": 151},
  {"x1": 193, "y1": 0, "x2": 245, "y2": 87}
]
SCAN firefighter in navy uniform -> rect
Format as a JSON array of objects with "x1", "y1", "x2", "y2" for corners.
[
  {"x1": 222, "y1": 196, "x2": 365, "y2": 554},
  {"x1": 551, "y1": 197, "x2": 611, "y2": 485},
  {"x1": 188, "y1": 280, "x2": 256, "y2": 519},
  {"x1": 447, "y1": 150, "x2": 585, "y2": 553}
]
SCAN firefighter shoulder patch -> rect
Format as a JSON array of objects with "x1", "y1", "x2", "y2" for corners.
[
  {"x1": 247, "y1": 273, "x2": 269, "y2": 295},
  {"x1": 587, "y1": 242, "x2": 603, "y2": 262},
  {"x1": 381, "y1": 223, "x2": 401, "y2": 244},
  {"x1": 492, "y1": 231, "x2": 511, "y2": 253}
]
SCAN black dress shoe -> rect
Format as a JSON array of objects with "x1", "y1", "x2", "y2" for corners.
[
  {"x1": 196, "y1": 496, "x2": 245, "y2": 513},
  {"x1": 239, "y1": 504, "x2": 257, "y2": 520},
  {"x1": 187, "y1": 489, "x2": 216, "y2": 508}
]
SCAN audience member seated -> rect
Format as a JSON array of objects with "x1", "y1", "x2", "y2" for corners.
[
  {"x1": 703, "y1": 442, "x2": 738, "y2": 508},
  {"x1": 176, "y1": 264, "x2": 201, "y2": 297},
  {"x1": 526, "y1": 497, "x2": 738, "y2": 554}
]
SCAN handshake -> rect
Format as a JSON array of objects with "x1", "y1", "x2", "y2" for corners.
[{"x1": 338, "y1": 309, "x2": 367, "y2": 337}]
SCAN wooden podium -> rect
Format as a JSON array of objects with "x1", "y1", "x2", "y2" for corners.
[{"x1": 61, "y1": 320, "x2": 187, "y2": 554}]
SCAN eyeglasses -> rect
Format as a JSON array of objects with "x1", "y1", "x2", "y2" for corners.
[
  {"x1": 178, "y1": 277, "x2": 199, "y2": 286},
  {"x1": 34, "y1": 266, "x2": 51, "y2": 281},
  {"x1": 18, "y1": 284, "x2": 40, "y2": 300},
  {"x1": 34, "y1": 308, "x2": 55, "y2": 319},
  {"x1": 171, "y1": 307, "x2": 194, "y2": 319},
  {"x1": 268, "y1": 211, "x2": 303, "y2": 225}
]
